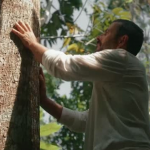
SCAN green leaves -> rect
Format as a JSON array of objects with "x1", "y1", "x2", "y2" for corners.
[
  {"x1": 67, "y1": 43, "x2": 78, "y2": 52},
  {"x1": 112, "y1": 7, "x2": 131, "y2": 20},
  {"x1": 40, "y1": 141, "x2": 60, "y2": 150},
  {"x1": 70, "y1": 0, "x2": 82, "y2": 10},
  {"x1": 41, "y1": 0, "x2": 83, "y2": 46},
  {"x1": 40, "y1": 109, "x2": 44, "y2": 121},
  {"x1": 40, "y1": 121, "x2": 62, "y2": 150},
  {"x1": 119, "y1": 11, "x2": 131, "y2": 20},
  {"x1": 62, "y1": 38, "x2": 71, "y2": 48},
  {"x1": 112, "y1": 7, "x2": 123, "y2": 14},
  {"x1": 40, "y1": 122, "x2": 62, "y2": 137},
  {"x1": 125, "y1": 0, "x2": 133, "y2": 3}
]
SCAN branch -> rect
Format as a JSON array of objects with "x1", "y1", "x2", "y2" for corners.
[
  {"x1": 76, "y1": 39, "x2": 96, "y2": 46},
  {"x1": 74, "y1": 0, "x2": 88, "y2": 23},
  {"x1": 41, "y1": 0, "x2": 53, "y2": 26},
  {"x1": 40, "y1": 34, "x2": 89, "y2": 39},
  {"x1": 85, "y1": 38, "x2": 96, "y2": 46}
]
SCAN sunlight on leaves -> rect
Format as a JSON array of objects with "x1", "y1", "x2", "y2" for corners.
[
  {"x1": 40, "y1": 109, "x2": 44, "y2": 121},
  {"x1": 119, "y1": 11, "x2": 132, "y2": 20},
  {"x1": 125, "y1": 0, "x2": 133, "y2": 3},
  {"x1": 67, "y1": 43, "x2": 79, "y2": 52},
  {"x1": 40, "y1": 141, "x2": 60, "y2": 150},
  {"x1": 62, "y1": 38, "x2": 71, "y2": 48},
  {"x1": 40, "y1": 122, "x2": 62, "y2": 137},
  {"x1": 112, "y1": 7, "x2": 123, "y2": 14}
]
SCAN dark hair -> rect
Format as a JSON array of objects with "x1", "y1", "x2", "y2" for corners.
[{"x1": 113, "y1": 19, "x2": 144, "y2": 56}]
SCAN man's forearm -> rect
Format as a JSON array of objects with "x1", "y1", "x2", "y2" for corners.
[
  {"x1": 41, "y1": 97, "x2": 63, "y2": 120},
  {"x1": 29, "y1": 42, "x2": 48, "y2": 63}
]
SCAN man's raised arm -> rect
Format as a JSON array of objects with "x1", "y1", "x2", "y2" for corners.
[
  {"x1": 12, "y1": 21, "x2": 126, "y2": 82},
  {"x1": 39, "y1": 68, "x2": 88, "y2": 133}
]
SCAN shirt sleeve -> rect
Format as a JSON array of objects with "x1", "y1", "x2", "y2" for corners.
[
  {"x1": 58, "y1": 107, "x2": 89, "y2": 133},
  {"x1": 42, "y1": 49, "x2": 127, "y2": 82}
]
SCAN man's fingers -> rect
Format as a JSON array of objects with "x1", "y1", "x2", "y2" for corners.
[
  {"x1": 39, "y1": 74, "x2": 44, "y2": 83},
  {"x1": 15, "y1": 22, "x2": 25, "y2": 34},
  {"x1": 39, "y1": 74, "x2": 45, "y2": 88},
  {"x1": 39, "y1": 67, "x2": 45, "y2": 82},
  {"x1": 18, "y1": 21, "x2": 29, "y2": 32},
  {"x1": 12, "y1": 28, "x2": 23, "y2": 38},
  {"x1": 25, "y1": 23, "x2": 32, "y2": 32}
]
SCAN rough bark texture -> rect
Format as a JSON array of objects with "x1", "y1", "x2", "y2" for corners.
[{"x1": 0, "y1": 0, "x2": 40, "y2": 150}]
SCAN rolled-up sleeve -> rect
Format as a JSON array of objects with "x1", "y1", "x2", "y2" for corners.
[
  {"x1": 58, "y1": 107, "x2": 89, "y2": 133},
  {"x1": 42, "y1": 49, "x2": 127, "y2": 81}
]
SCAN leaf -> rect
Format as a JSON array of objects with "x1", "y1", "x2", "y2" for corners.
[
  {"x1": 40, "y1": 141, "x2": 60, "y2": 150},
  {"x1": 67, "y1": 43, "x2": 79, "y2": 52},
  {"x1": 66, "y1": 23, "x2": 73, "y2": 28},
  {"x1": 125, "y1": 0, "x2": 133, "y2": 3},
  {"x1": 62, "y1": 38, "x2": 71, "y2": 48},
  {"x1": 64, "y1": 136, "x2": 70, "y2": 141},
  {"x1": 40, "y1": 122, "x2": 62, "y2": 137},
  {"x1": 119, "y1": 11, "x2": 132, "y2": 20},
  {"x1": 70, "y1": 0, "x2": 82, "y2": 10},
  {"x1": 78, "y1": 102, "x2": 85, "y2": 109},
  {"x1": 40, "y1": 109, "x2": 44, "y2": 121},
  {"x1": 93, "y1": 5, "x2": 102, "y2": 13},
  {"x1": 112, "y1": 7, "x2": 123, "y2": 14},
  {"x1": 69, "y1": 26, "x2": 75, "y2": 34},
  {"x1": 66, "y1": 23, "x2": 80, "y2": 34},
  {"x1": 99, "y1": 2, "x2": 106, "y2": 8},
  {"x1": 79, "y1": 49, "x2": 85, "y2": 53}
]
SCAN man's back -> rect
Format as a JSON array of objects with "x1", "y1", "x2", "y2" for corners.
[{"x1": 84, "y1": 49, "x2": 150, "y2": 150}]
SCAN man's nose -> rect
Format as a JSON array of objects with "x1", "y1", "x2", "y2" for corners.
[
  {"x1": 97, "y1": 35, "x2": 102, "y2": 41},
  {"x1": 97, "y1": 36, "x2": 101, "y2": 40}
]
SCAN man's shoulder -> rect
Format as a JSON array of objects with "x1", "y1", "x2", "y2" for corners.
[
  {"x1": 94, "y1": 49, "x2": 127, "y2": 62},
  {"x1": 95, "y1": 48, "x2": 127, "y2": 56}
]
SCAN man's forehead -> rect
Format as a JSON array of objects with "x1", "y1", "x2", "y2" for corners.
[{"x1": 107, "y1": 22, "x2": 121, "y2": 31}]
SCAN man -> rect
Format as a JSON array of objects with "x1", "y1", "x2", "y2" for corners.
[{"x1": 12, "y1": 19, "x2": 150, "y2": 150}]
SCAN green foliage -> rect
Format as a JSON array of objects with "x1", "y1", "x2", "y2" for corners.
[
  {"x1": 41, "y1": 0, "x2": 83, "y2": 46},
  {"x1": 64, "y1": 2, "x2": 131, "y2": 54},
  {"x1": 40, "y1": 141, "x2": 60, "y2": 150},
  {"x1": 125, "y1": 0, "x2": 133, "y2": 3},
  {"x1": 40, "y1": 123, "x2": 62, "y2": 137},
  {"x1": 40, "y1": 108, "x2": 44, "y2": 121},
  {"x1": 40, "y1": 108, "x2": 62, "y2": 150}
]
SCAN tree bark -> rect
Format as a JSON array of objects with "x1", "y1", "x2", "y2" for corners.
[{"x1": 0, "y1": 0, "x2": 40, "y2": 150}]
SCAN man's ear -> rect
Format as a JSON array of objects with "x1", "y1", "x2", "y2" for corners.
[{"x1": 117, "y1": 35, "x2": 128, "y2": 49}]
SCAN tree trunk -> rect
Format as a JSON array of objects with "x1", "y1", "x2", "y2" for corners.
[{"x1": 0, "y1": 0, "x2": 40, "y2": 150}]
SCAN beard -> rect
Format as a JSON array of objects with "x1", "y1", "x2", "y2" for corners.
[{"x1": 96, "y1": 43, "x2": 103, "y2": 52}]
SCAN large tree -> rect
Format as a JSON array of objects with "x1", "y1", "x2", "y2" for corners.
[{"x1": 0, "y1": 0, "x2": 40, "y2": 150}]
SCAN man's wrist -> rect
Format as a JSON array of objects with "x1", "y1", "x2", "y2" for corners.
[
  {"x1": 40, "y1": 95, "x2": 49, "y2": 108},
  {"x1": 27, "y1": 41, "x2": 48, "y2": 63},
  {"x1": 28, "y1": 41, "x2": 39, "y2": 52},
  {"x1": 40, "y1": 97, "x2": 63, "y2": 120}
]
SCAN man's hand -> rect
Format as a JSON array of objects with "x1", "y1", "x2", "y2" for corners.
[
  {"x1": 39, "y1": 67, "x2": 48, "y2": 107},
  {"x1": 12, "y1": 21, "x2": 38, "y2": 49},
  {"x1": 39, "y1": 67, "x2": 63, "y2": 120},
  {"x1": 12, "y1": 21, "x2": 48, "y2": 63}
]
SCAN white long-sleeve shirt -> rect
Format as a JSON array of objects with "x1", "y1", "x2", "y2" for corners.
[{"x1": 42, "y1": 49, "x2": 150, "y2": 150}]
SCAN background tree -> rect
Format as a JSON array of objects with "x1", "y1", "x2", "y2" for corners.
[{"x1": 0, "y1": 0, "x2": 40, "y2": 150}]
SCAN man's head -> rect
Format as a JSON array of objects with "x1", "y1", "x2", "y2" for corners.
[{"x1": 96, "y1": 19, "x2": 144, "y2": 56}]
